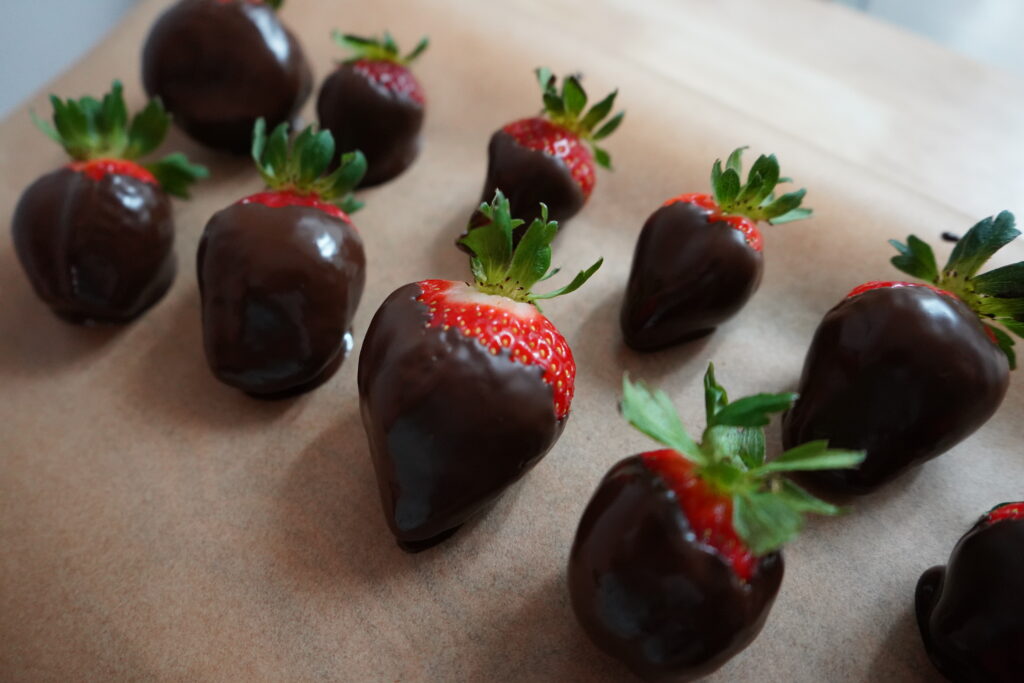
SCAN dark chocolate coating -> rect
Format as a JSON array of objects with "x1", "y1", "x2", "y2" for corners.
[
  {"x1": 916, "y1": 513, "x2": 1024, "y2": 682},
  {"x1": 142, "y1": 0, "x2": 312, "y2": 154},
  {"x1": 783, "y1": 287, "x2": 1009, "y2": 495},
  {"x1": 357, "y1": 283, "x2": 565, "y2": 550},
  {"x1": 12, "y1": 167, "x2": 175, "y2": 324},
  {"x1": 620, "y1": 201, "x2": 764, "y2": 351},
  {"x1": 462, "y1": 129, "x2": 586, "y2": 248},
  {"x1": 568, "y1": 456, "x2": 783, "y2": 681},
  {"x1": 316, "y1": 63, "x2": 424, "y2": 187},
  {"x1": 197, "y1": 203, "x2": 365, "y2": 397}
]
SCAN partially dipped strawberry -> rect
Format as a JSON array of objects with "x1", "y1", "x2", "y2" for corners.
[
  {"x1": 621, "y1": 148, "x2": 812, "y2": 351},
  {"x1": 464, "y1": 68, "x2": 624, "y2": 245},
  {"x1": 198, "y1": 120, "x2": 367, "y2": 397},
  {"x1": 317, "y1": 31, "x2": 428, "y2": 187},
  {"x1": 916, "y1": 502, "x2": 1024, "y2": 682},
  {"x1": 783, "y1": 212, "x2": 1022, "y2": 495},
  {"x1": 13, "y1": 81, "x2": 207, "y2": 324},
  {"x1": 569, "y1": 369, "x2": 863, "y2": 680},
  {"x1": 142, "y1": 0, "x2": 312, "y2": 154},
  {"x1": 359, "y1": 192, "x2": 601, "y2": 551}
]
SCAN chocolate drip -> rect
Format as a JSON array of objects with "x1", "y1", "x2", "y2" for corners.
[
  {"x1": 316, "y1": 63, "x2": 424, "y2": 187},
  {"x1": 783, "y1": 286, "x2": 1009, "y2": 495},
  {"x1": 568, "y1": 456, "x2": 783, "y2": 681},
  {"x1": 142, "y1": 0, "x2": 312, "y2": 154},
  {"x1": 357, "y1": 283, "x2": 565, "y2": 550},
  {"x1": 620, "y1": 201, "x2": 763, "y2": 351},
  {"x1": 12, "y1": 168, "x2": 174, "y2": 324},
  {"x1": 197, "y1": 203, "x2": 365, "y2": 397}
]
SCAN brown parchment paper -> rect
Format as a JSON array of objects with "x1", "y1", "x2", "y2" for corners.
[{"x1": 3, "y1": 0, "x2": 1024, "y2": 680}]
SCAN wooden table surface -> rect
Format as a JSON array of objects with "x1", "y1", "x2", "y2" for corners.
[{"x1": 3, "y1": 0, "x2": 1024, "y2": 680}]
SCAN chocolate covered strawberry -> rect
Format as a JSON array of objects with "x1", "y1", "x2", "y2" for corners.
[
  {"x1": 464, "y1": 68, "x2": 624, "y2": 245},
  {"x1": 916, "y1": 502, "x2": 1024, "y2": 682},
  {"x1": 569, "y1": 369, "x2": 863, "y2": 680},
  {"x1": 198, "y1": 120, "x2": 366, "y2": 397},
  {"x1": 359, "y1": 192, "x2": 601, "y2": 551},
  {"x1": 783, "y1": 212, "x2": 1022, "y2": 495},
  {"x1": 142, "y1": 0, "x2": 312, "y2": 154},
  {"x1": 621, "y1": 148, "x2": 812, "y2": 351},
  {"x1": 317, "y1": 31, "x2": 428, "y2": 187},
  {"x1": 13, "y1": 81, "x2": 206, "y2": 324}
]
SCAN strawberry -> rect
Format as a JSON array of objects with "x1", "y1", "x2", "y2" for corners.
[
  {"x1": 317, "y1": 31, "x2": 429, "y2": 187},
  {"x1": 621, "y1": 148, "x2": 812, "y2": 351},
  {"x1": 916, "y1": 502, "x2": 1024, "y2": 682},
  {"x1": 464, "y1": 68, "x2": 624, "y2": 245},
  {"x1": 197, "y1": 120, "x2": 367, "y2": 397},
  {"x1": 358, "y1": 191, "x2": 602, "y2": 551},
  {"x1": 783, "y1": 212, "x2": 1022, "y2": 495},
  {"x1": 142, "y1": 0, "x2": 312, "y2": 154},
  {"x1": 569, "y1": 370, "x2": 863, "y2": 680},
  {"x1": 12, "y1": 81, "x2": 206, "y2": 324}
]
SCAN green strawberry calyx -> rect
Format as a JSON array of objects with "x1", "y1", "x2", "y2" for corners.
[
  {"x1": 31, "y1": 80, "x2": 207, "y2": 198},
  {"x1": 889, "y1": 210, "x2": 1024, "y2": 369},
  {"x1": 534, "y1": 67, "x2": 624, "y2": 170},
  {"x1": 709, "y1": 147, "x2": 812, "y2": 225},
  {"x1": 251, "y1": 118, "x2": 367, "y2": 214},
  {"x1": 331, "y1": 30, "x2": 429, "y2": 66},
  {"x1": 620, "y1": 365, "x2": 865, "y2": 556},
  {"x1": 458, "y1": 190, "x2": 602, "y2": 306}
]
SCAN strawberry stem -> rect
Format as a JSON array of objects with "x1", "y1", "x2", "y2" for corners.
[{"x1": 710, "y1": 147, "x2": 812, "y2": 225}]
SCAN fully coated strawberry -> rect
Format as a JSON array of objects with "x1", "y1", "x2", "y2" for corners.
[
  {"x1": 359, "y1": 192, "x2": 601, "y2": 551},
  {"x1": 621, "y1": 148, "x2": 812, "y2": 351},
  {"x1": 198, "y1": 120, "x2": 366, "y2": 397},
  {"x1": 783, "y1": 212, "x2": 1022, "y2": 495},
  {"x1": 142, "y1": 0, "x2": 312, "y2": 154},
  {"x1": 317, "y1": 31, "x2": 428, "y2": 187},
  {"x1": 13, "y1": 81, "x2": 206, "y2": 324},
  {"x1": 464, "y1": 68, "x2": 624, "y2": 245},
  {"x1": 916, "y1": 502, "x2": 1024, "y2": 682},
  {"x1": 569, "y1": 369, "x2": 862, "y2": 680}
]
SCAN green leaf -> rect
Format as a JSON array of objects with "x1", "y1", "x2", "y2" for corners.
[
  {"x1": 338, "y1": 195, "x2": 364, "y2": 215},
  {"x1": 762, "y1": 189, "x2": 807, "y2": 219},
  {"x1": 1002, "y1": 318, "x2": 1024, "y2": 339},
  {"x1": 715, "y1": 168, "x2": 741, "y2": 204},
  {"x1": 972, "y1": 262, "x2": 1024, "y2": 298},
  {"x1": 145, "y1": 153, "x2": 209, "y2": 198},
  {"x1": 30, "y1": 110, "x2": 63, "y2": 145},
  {"x1": 264, "y1": 0, "x2": 283, "y2": 9},
  {"x1": 319, "y1": 149, "x2": 367, "y2": 201},
  {"x1": 562, "y1": 75, "x2": 587, "y2": 117},
  {"x1": 592, "y1": 110, "x2": 624, "y2": 141},
  {"x1": 506, "y1": 205, "x2": 557, "y2": 290},
  {"x1": 768, "y1": 207, "x2": 813, "y2": 225},
  {"x1": 530, "y1": 258, "x2": 603, "y2": 301},
  {"x1": 405, "y1": 36, "x2": 429, "y2": 62},
  {"x1": 944, "y1": 211, "x2": 1020, "y2": 279},
  {"x1": 125, "y1": 98, "x2": 170, "y2": 159},
  {"x1": 775, "y1": 479, "x2": 842, "y2": 515},
  {"x1": 755, "y1": 440, "x2": 865, "y2": 474},
  {"x1": 535, "y1": 67, "x2": 555, "y2": 93},
  {"x1": 458, "y1": 192, "x2": 515, "y2": 280},
  {"x1": 725, "y1": 146, "x2": 747, "y2": 175},
  {"x1": 986, "y1": 324, "x2": 1017, "y2": 370},
  {"x1": 251, "y1": 117, "x2": 268, "y2": 165},
  {"x1": 542, "y1": 92, "x2": 564, "y2": 117},
  {"x1": 580, "y1": 90, "x2": 617, "y2": 132},
  {"x1": 733, "y1": 493, "x2": 803, "y2": 555},
  {"x1": 703, "y1": 363, "x2": 729, "y2": 423},
  {"x1": 704, "y1": 425, "x2": 766, "y2": 470},
  {"x1": 620, "y1": 376, "x2": 703, "y2": 463},
  {"x1": 976, "y1": 297, "x2": 1024, "y2": 318},
  {"x1": 592, "y1": 146, "x2": 611, "y2": 169},
  {"x1": 710, "y1": 392, "x2": 797, "y2": 428},
  {"x1": 889, "y1": 235, "x2": 939, "y2": 283},
  {"x1": 748, "y1": 154, "x2": 780, "y2": 204},
  {"x1": 298, "y1": 129, "x2": 335, "y2": 184}
]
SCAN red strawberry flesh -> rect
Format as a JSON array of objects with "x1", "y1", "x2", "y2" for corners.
[
  {"x1": 985, "y1": 502, "x2": 1024, "y2": 525},
  {"x1": 417, "y1": 279, "x2": 575, "y2": 419},
  {"x1": 845, "y1": 280, "x2": 957, "y2": 300},
  {"x1": 503, "y1": 117, "x2": 595, "y2": 199},
  {"x1": 664, "y1": 193, "x2": 763, "y2": 251},
  {"x1": 239, "y1": 189, "x2": 351, "y2": 222},
  {"x1": 68, "y1": 158, "x2": 156, "y2": 184},
  {"x1": 641, "y1": 449, "x2": 756, "y2": 581},
  {"x1": 353, "y1": 58, "x2": 425, "y2": 104}
]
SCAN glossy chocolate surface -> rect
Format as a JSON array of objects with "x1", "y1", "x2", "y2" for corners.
[
  {"x1": 12, "y1": 167, "x2": 174, "y2": 324},
  {"x1": 357, "y1": 283, "x2": 565, "y2": 550},
  {"x1": 142, "y1": 0, "x2": 312, "y2": 154},
  {"x1": 783, "y1": 287, "x2": 1009, "y2": 495},
  {"x1": 316, "y1": 63, "x2": 424, "y2": 187},
  {"x1": 464, "y1": 128, "x2": 586, "y2": 245},
  {"x1": 916, "y1": 513, "x2": 1024, "y2": 682},
  {"x1": 198, "y1": 203, "x2": 365, "y2": 397},
  {"x1": 620, "y1": 201, "x2": 763, "y2": 351},
  {"x1": 568, "y1": 456, "x2": 783, "y2": 681}
]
